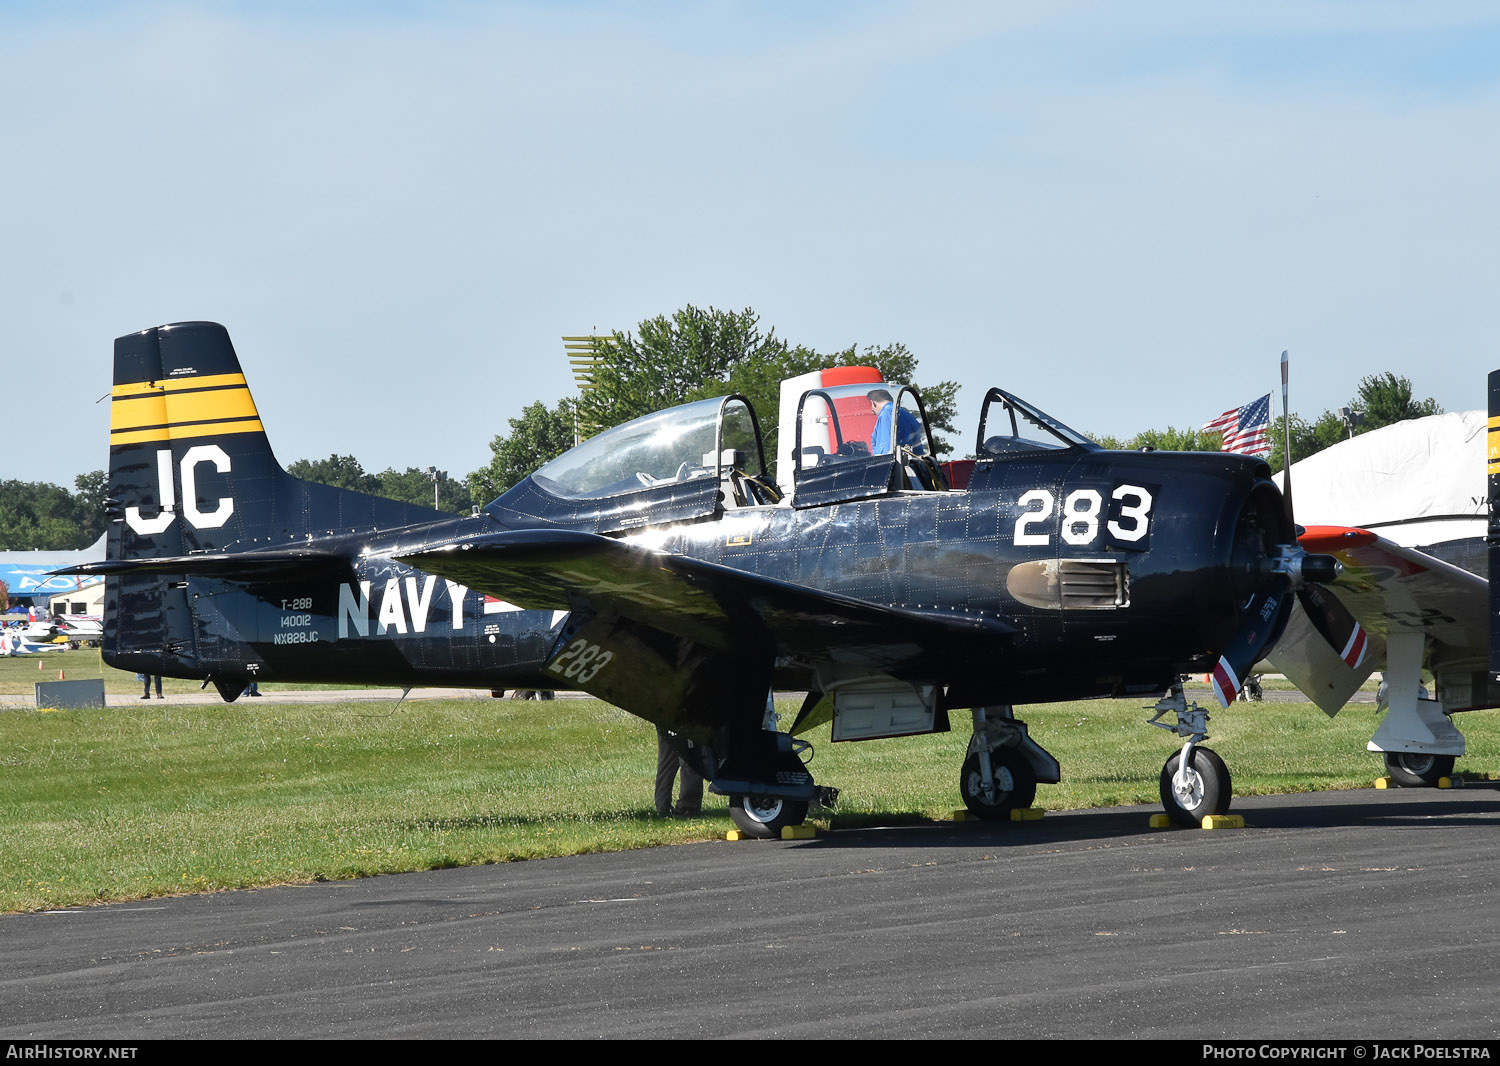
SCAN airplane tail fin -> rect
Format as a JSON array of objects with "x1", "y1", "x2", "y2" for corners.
[
  {"x1": 107, "y1": 322, "x2": 443, "y2": 560},
  {"x1": 101, "y1": 322, "x2": 449, "y2": 684},
  {"x1": 109, "y1": 322, "x2": 283, "y2": 559}
]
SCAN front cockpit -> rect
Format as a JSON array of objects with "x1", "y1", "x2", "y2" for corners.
[
  {"x1": 788, "y1": 382, "x2": 936, "y2": 466},
  {"x1": 784, "y1": 381, "x2": 948, "y2": 506}
]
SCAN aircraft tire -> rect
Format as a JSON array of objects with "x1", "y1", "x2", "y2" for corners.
[
  {"x1": 1159, "y1": 747, "x2": 1232, "y2": 827},
  {"x1": 1383, "y1": 751, "x2": 1455, "y2": 788},
  {"x1": 959, "y1": 750, "x2": 1037, "y2": 820},
  {"x1": 729, "y1": 795, "x2": 809, "y2": 839}
]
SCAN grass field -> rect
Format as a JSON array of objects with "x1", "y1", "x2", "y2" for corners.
[
  {"x1": 0, "y1": 645, "x2": 362, "y2": 696},
  {"x1": 4, "y1": 653, "x2": 1497, "y2": 913}
]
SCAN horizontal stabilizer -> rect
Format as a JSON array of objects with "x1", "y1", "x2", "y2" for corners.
[{"x1": 53, "y1": 547, "x2": 351, "y2": 580}]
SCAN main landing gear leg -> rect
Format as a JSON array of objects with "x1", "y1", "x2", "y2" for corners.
[
  {"x1": 1149, "y1": 683, "x2": 1233, "y2": 827},
  {"x1": 722, "y1": 691, "x2": 835, "y2": 839},
  {"x1": 959, "y1": 706, "x2": 1059, "y2": 820},
  {"x1": 1369, "y1": 631, "x2": 1464, "y2": 786}
]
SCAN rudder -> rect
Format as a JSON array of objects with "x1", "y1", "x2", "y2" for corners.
[{"x1": 108, "y1": 321, "x2": 280, "y2": 560}]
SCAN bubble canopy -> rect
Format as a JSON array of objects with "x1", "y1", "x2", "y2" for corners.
[{"x1": 529, "y1": 396, "x2": 767, "y2": 500}]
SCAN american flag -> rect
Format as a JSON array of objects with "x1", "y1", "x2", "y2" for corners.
[{"x1": 1202, "y1": 394, "x2": 1272, "y2": 457}]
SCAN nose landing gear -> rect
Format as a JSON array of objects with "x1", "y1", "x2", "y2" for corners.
[{"x1": 1149, "y1": 683, "x2": 1233, "y2": 827}]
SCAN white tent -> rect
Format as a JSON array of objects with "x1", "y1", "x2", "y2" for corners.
[{"x1": 1286, "y1": 410, "x2": 1485, "y2": 548}]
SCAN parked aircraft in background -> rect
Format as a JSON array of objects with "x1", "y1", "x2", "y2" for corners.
[
  {"x1": 1, "y1": 625, "x2": 69, "y2": 655},
  {"x1": 1265, "y1": 406, "x2": 1496, "y2": 786},
  {"x1": 62, "y1": 322, "x2": 1487, "y2": 835},
  {"x1": 18, "y1": 615, "x2": 104, "y2": 648}
]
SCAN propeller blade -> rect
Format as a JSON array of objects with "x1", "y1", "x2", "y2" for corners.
[
  {"x1": 1211, "y1": 573, "x2": 1295, "y2": 707},
  {"x1": 1266, "y1": 596, "x2": 1382, "y2": 716},
  {"x1": 1279, "y1": 349, "x2": 1294, "y2": 525},
  {"x1": 1296, "y1": 583, "x2": 1368, "y2": 670}
]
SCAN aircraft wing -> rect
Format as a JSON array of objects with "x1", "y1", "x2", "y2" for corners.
[
  {"x1": 400, "y1": 528, "x2": 1014, "y2": 670},
  {"x1": 399, "y1": 528, "x2": 1015, "y2": 741},
  {"x1": 1268, "y1": 524, "x2": 1487, "y2": 714}
]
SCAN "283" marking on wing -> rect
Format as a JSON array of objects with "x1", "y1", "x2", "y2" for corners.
[{"x1": 548, "y1": 638, "x2": 615, "y2": 683}]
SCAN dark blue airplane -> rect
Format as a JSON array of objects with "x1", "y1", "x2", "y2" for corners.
[{"x1": 65, "y1": 321, "x2": 1365, "y2": 835}]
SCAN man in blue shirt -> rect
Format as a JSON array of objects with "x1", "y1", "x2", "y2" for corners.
[{"x1": 868, "y1": 389, "x2": 922, "y2": 455}]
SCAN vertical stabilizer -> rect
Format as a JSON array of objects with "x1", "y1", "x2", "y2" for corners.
[
  {"x1": 108, "y1": 321, "x2": 445, "y2": 562},
  {"x1": 109, "y1": 322, "x2": 278, "y2": 560},
  {"x1": 102, "y1": 321, "x2": 448, "y2": 680}
]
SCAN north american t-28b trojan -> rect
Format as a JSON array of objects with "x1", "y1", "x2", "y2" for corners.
[{"x1": 70, "y1": 321, "x2": 1429, "y2": 835}]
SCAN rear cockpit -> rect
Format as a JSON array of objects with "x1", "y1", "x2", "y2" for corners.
[
  {"x1": 492, "y1": 395, "x2": 778, "y2": 534},
  {"x1": 528, "y1": 395, "x2": 770, "y2": 501}
]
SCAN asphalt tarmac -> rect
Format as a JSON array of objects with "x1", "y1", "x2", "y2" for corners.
[{"x1": 3, "y1": 784, "x2": 1498, "y2": 1040}]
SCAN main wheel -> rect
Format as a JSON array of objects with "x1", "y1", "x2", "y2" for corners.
[
  {"x1": 1159, "y1": 747, "x2": 1232, "y2": 827},
  {"x1": 1383, "y1": 751, "x2": 1455, "y2": 788},
  {"x1": 729, "y1": 794, "x2": 809, "y2": 839},
  {"x1": 960, "y1": 749, "x2": 1037, "y2": 820}
]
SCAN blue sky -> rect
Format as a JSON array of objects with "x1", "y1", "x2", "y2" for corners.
[{"x1": 4, "y1": 1, "x2": 1498, "y2": 489}]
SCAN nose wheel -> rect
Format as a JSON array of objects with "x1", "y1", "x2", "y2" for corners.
[
  {"x1": 1149, "y1": 684, "x2": 1234, "y2": 827},
  {"x1": 1159, "y1": 747, "x2": 1232, "y2": 827}
]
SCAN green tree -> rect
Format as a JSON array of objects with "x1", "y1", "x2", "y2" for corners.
[
  {"x1": 577, "y1": 305, "x2": 790, "y2": 433},
  {"x1": 1265, "y1": 410, "x2": 1348, "y2": 473},
  {"x1": 374, "y1": 467, "x2": 472, "y2": 513},
  {"x1": 577, "y1": 305, "x2": 960, "y2": 457},
  {"x1": 0, "y1": 479, "x2": 97, "y2": 550},
  {"x1": 1129, "y1": 426, "x2": 1224, "y2": 452},
  {"x1": 1086, "y1": 427, "x2": 1224, "y2": 452},
  {"x1": 286, "y1": 455, "x2": 380, "y2": 494},
  {"x1": 73, "y1": 470, "x2": 106, "y2": 528},
  {"x1": 1263, "y1": 374, "x2": 1439, "y2": 471},
  {"x1": 287, "y1": 455, "x2": 471, "y2": 513},
  {"x1": 469, "y1": 397, "x2": 578, "y2": 502},
  {"x1": 1354, "y1": 372, "x2": 1442, "y2": 433},
  {"x1": 1094, "y1": 373, "x2": 1440, "y2": 472},
  {"x1": 1109, "y1": 414, "x2": 1341, "y2": 470}
]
